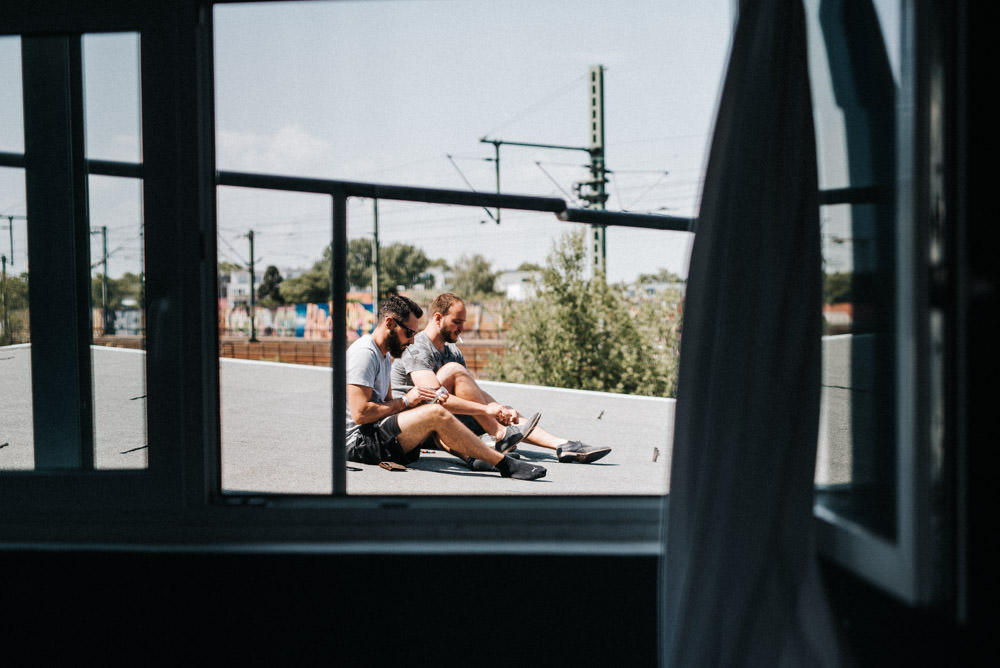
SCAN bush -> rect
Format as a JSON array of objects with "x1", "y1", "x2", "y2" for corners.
[{"x1": 490, "y1": 230, "x2": 681, "y2": 397}]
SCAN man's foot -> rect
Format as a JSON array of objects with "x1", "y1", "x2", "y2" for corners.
[
  {"x1": 467, "y1": 453, "x2": 521, "y2": 471},
  {"x1": 493, "y1": 412, "x2": 541, "y2": 454},
  {"x1": 468, "y1": 457, "x2": 497, "y2": 472},
  {"x1": 496, "y1": 454, "x2": 546, "y2": 480},
  {"x1": 556, "y1": 441, "x2": 612, "y2": 464}
]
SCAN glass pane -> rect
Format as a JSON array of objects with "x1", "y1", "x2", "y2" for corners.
[
  {"x1": 0, "y1": 37, "x2": 24, "y2": 154},
  {"x1": 809, "y1": 0, "x2": 900, "y2": 538},
  {"x1": 1, "y1": 38, "x2": 32, "y2": 470},
  {"x1": 217, "y1": 187, "x2": 334, "y2": 494},
  {"x1": 214, "y1": 0, "x2": 731, "y2": 495},
  {"x1": 83, "y1": 33, "x2": 142, "y2": 164},
  {"x1": 0, "y1": 168, "x2": 33, "y2": 471},
  {"x1": 83, "y1": 34, "x2": 148, "y2": 469}
]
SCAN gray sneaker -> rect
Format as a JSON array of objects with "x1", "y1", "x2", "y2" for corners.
[
  {"x1": 493, "y1": 412, "x2": 541, "y2": 453},
  {"x1": 556, "y1": 441, "x2": 611, "y2": 463}
]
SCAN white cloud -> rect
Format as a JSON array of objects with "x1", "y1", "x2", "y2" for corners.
[{"x1": 217, "y1": 125, "x2": 336, "y2": 177}]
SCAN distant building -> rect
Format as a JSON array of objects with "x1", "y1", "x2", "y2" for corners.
[{"x1": 495, "y1": 270, "x2": 540, "y2": 301}]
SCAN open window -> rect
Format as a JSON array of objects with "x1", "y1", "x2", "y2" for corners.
[{"x1": 210, "y1": 0, "x2": 733, "y2": 497}]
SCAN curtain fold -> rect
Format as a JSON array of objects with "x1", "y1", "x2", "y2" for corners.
[{"x1": 659, "y1": 1, "x2": 849, "y2": 665}]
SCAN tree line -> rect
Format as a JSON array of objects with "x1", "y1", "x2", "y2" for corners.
[{"x1": 248, "y1": 239, "x2": 508, "y2": 306}]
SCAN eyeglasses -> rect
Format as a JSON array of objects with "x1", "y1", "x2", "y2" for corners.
[{"x1": 392, "y1": 317, "x2": 416, "y2": 338}]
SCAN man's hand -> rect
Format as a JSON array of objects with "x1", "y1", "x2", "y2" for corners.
[
  {"x1": 487, "y1": 402, "x2": 516, "y2": 425},
  {"x1": 406, "y1": 386, "x2": 440, "y2": 407}
]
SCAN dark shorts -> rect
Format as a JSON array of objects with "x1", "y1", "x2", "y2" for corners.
[
  {"x1": 456, "y1": 414, "x2": 486, "y2": 436},
  {"x1": 347, "y1": 415, "x2": 423, "y2": 466}
]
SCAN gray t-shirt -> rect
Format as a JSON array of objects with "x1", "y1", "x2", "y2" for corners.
[
  {"x1": 345, "y1": 334, "x2": 392, "y2": 450},
  {"x1": 390, "y1": 331, "x2": 465, "y2": 398}
]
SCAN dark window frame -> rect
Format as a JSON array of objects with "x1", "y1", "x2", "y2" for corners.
[{"x1": 0, "y1": 1, "x2": 957, "y2": 612}]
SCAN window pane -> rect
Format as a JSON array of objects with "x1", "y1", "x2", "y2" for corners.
[
  {"x1": 83, "y1": 33, "x2": 142, "y2": 164},
  {"x1": 809, "y1": 0, "x2": 900, "y2": 538},
  {"x1": 0, "y1": 37, "x2": 24, "y2": 154},
  {"x1": 82, "y1": 34, "x2": 148, "y2": 469},
  {"x1": 1, "y1": 38, "x2": 33, "y2": 470},
  {"x1": 0, "y1": 168, "x2": 33, "y2": 470},
  {"x1": 214, "y1": 0, "x2": 731, "y2": 495}
]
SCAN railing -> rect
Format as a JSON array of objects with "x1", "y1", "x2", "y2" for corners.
[{"x1": 214, "y1": 169, "x2": 695, "y2": 495}]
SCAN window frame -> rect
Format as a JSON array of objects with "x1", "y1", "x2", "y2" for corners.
[
  {"x1": 810, "y1": 0, "x2": 952, "y2": 608},
  {"x1": 0, "y1": 1, "x2": 667, "y2": 555},
  {"x1": 0, "y1": 1, "x2": 957, "y2": 612}
]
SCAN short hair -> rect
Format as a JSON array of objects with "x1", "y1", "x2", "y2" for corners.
[
  {"x1": 429, "y1": 292, "x2": 464, "y2": 317},
  {"x1": 379, "y1": 295, "x2": 422, "y2": 322}
]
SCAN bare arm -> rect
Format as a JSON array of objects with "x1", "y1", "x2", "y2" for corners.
[
  {"x1": 347, "y1": 383, "x2": 437, "y2": 425},
  {"x1": 408, "y1": 369, "x2": 513, "y2": 423}
]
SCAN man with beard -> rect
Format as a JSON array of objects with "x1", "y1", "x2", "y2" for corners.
[
  {"x1": 391, "y1": 293, "x2": 611, "y2": 465},
  {"x1": 346, "y1": 294, "x2": 546, "y2": 480}
]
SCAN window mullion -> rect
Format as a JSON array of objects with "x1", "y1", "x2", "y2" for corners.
[{"x1": 22, "y1": 34, "x2": 94, "y2": 470}]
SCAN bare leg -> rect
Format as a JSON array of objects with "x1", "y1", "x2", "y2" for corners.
[
  {"x1": 477, "y1": 383, "x2": 566, "y2": 450},
  {"x1": 520, "y1": 424, "x2": 565, "y2": 450},
  {"x1": 436, "y1": 363, "x2": 505, "y2": 439},
  {"x1": 395, "y1": 404, "x2": 503, "y2": 465}
]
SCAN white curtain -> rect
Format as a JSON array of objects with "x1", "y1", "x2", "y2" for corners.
[{"x1": 659, "y1": 1, "x2": 851, "y2": 665}]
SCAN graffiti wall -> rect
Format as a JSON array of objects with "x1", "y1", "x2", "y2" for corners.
[{"x1": 219, "y1": 296, "x2": 376, "y2": 341}]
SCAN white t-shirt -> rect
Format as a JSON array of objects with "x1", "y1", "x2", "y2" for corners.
[{"x1": 345, "y1": 334, "x2": 392, "y2": 450}]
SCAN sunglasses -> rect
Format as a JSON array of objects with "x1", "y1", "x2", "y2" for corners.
[{"x1": 392, "y1": 317, "x2": 416, "y2": 338}]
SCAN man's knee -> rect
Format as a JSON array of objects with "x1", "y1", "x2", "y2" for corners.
[
  {"x1": 418, "y1": 402, "x2": 451, "y2": 424},
  {"x1": 437, "y1": 361, "x2": 473, "y2": 387}
]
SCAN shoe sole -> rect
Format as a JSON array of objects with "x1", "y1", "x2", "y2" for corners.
[
  {"x1": 519, "y1": 412, "x2": 541, "y2": 439},
  {"x1": 559, "y1": 447, "x2": 612, "y2": 464},
  {"x1": 494, "y1": 413, "x2": 541, "y2": 454}
]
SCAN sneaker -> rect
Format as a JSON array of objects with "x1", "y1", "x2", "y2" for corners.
[
  {"x1": 467, "y1": 452, "x2": 523, "y2": 471},
  {"x1": 556, "y1": 441, "x2": 611, "y2": 464},
  {"x1": 493, "y1": 412, "x2": 541, "y2": 454},
  {"x1": 500, "y1": 455, "x2": 546, "y2": 481}
]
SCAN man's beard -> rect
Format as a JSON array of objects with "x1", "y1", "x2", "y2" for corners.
[
  {"x1": 387, "y1": 329, "x2": 407, "y2": 358},
  {"x1": 442, "y1": 326, "x2": 460, "y2": 343}
]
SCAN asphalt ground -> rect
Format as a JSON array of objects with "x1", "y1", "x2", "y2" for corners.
[
  {"x1": 1, "y1": 345, "x2": 675, "y2": 496},
  {"x1": 2, "y1": 339, "x2": 857, "y2": 494}
]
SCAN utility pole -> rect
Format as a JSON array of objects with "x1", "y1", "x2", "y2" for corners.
[
  {"x1": 479, "y1": 65, "x2": 610, "y2": 277},
  {"x1": 89, "y1": 226, "x2": 111, "y2": 335},
  {"x1": 100, "y1": 226, "x2": 110, "y2": 335},
  {"x1": 372, "y1": 198, "x2": 380, "y2": 305},
  {"x1": 0, "y1": 214, "x2": 27, "y2": 266},
  {"x1": 586, "y1": 64, "x2": 607, "y2": 277},
  {"x1": 1, "y1": 254, "x2": 9, "y2": 345},
  {"x1": 482, "y1": 140, "x2": 501, "y2": 224},
  {"x1": 246, "y1": 230, "x2": 258, "y2": 342}
]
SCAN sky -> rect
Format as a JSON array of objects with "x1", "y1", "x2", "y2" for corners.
[{"x1": 2, "y1": 0, "x2": 737, "y2": 283}]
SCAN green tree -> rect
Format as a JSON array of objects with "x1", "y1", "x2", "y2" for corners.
[
  {"x1": 346, "y1": 238, "x2": 374, "y2": 291},
  {"x1": 491, "y1": 230, "x2": 681, "y2": 397},
  {"x1": 824, "y1": 271, "x2": 852, "y2": 304},
  {"x1": 1, "y1": 271, "x2": 30, "y2": 345},
  {"x1": 257, "y1": 265, "x2": 284, "y2": 306},
  {"x1": 91, "y1": 272, "x2": 144, "y2": 311},
  {"x1": 280, "y1": 246, "x2": 333, "y2": 304},
  {"x1": 637, "y1": 267, "x2": 684, "y2": 284},
  {"x1": 284, "y1": 241, "x2": 434, "y2": 302},
  {"x1": 449, "y1": 253, "x2": 499, "y2": 299},
  {"x1": 379, "y1": 243, "x2": 430, "y2": 293}
]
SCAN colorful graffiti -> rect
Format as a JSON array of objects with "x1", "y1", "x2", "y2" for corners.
[{"x1": 219, "y1": 296, "x2": 376, "y2": 340}]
